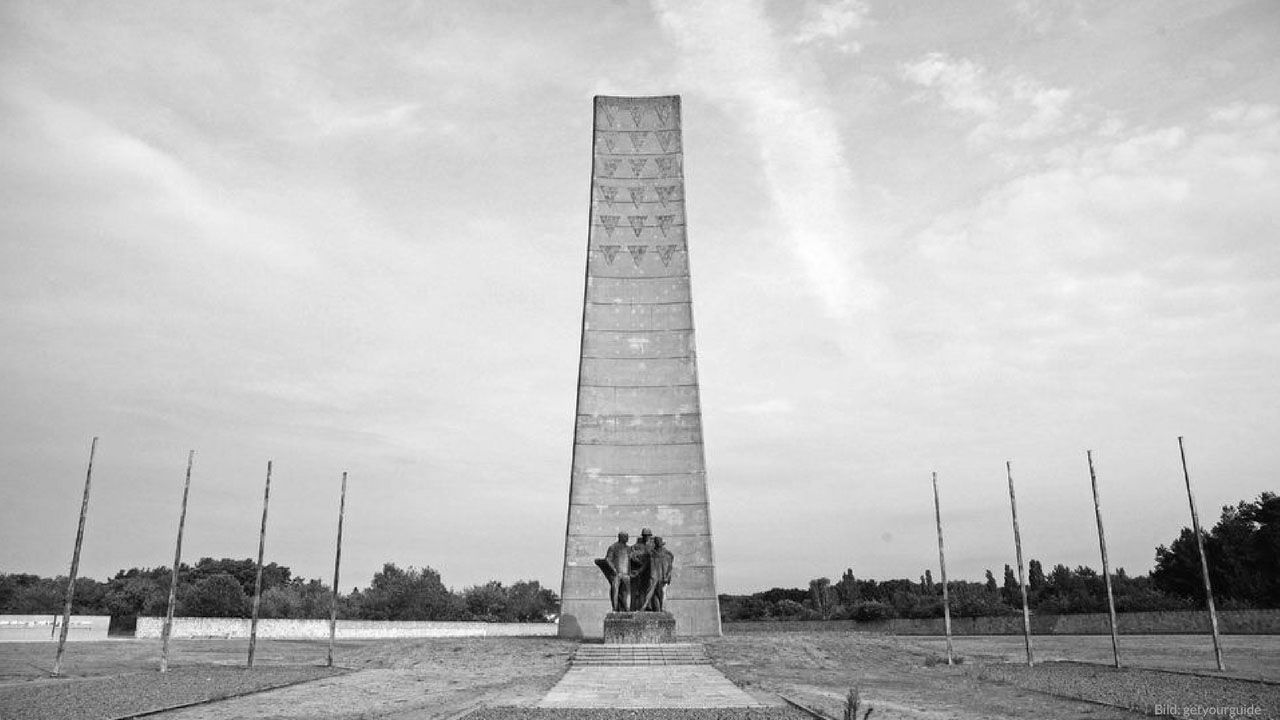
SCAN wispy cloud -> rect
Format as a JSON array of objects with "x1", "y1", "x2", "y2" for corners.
[
  {"x1": 902, "y1": 52, "x2": 1080, "y2": 144},
  {"x1": 309, "y1": 101, "x2": 426, "y2": 138},
  {"x1": 792, "y1": 0, "x2": 870, "y2": 54},
  {"x1": 651, "y1": 0, "x2": 877, "y2": 320}
]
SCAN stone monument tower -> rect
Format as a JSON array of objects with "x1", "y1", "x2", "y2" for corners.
[{"x1": 558, "y1": 95, "x2": 722, "y2": 638}]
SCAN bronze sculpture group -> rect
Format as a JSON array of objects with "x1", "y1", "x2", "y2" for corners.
[{"x1": 595, "y1": 528, "x2": 674, "y2": 612}]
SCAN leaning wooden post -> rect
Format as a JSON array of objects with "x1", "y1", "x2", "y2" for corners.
[
  {"x1": 327, "y1": 471, "x2": 348, "y2": 668},
  {"x1": 53, "y1": 437, "x2": 98, "y2": 677},
  {"x1": 1179, "y1": 436, "x2": 1225, "y2": 671},
  {"x1": 247, "y1": 460, "x2": 272, "y2": 668},
  {"x1": 1006, "y1": 460, "x2": 1034, "y2": 667},
  {"x1": 160, "y1": 450, "x2": 195, "y2": 673},
  {"x1": 1087, "y1": 450, "x2": 1121, "y2": 668},
  {"x1": 931, "y1": 471, "x2": 954, "y2": 665}
]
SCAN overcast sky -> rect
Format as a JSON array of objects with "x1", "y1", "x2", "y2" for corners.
[{"x1": 2, "y1": 1, "x2": 1277, "y2": 596}]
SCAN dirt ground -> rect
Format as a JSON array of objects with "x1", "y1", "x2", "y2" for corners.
[
  {"x1": 709, "y1": 632, "x2": 1280, "y2": 719},
  {"x1": 1, "y1": 633, "x2": 1277, "y2": 719},
  {"x1": 906, "y1": 633, "x2": 1280, "y2": 682}
]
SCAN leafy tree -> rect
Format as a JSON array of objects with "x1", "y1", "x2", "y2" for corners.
[
  {"x1": 1028, "y1": 559, "x2": 1046, "y2": 593},
  {"x1": 1002, "y1": 565, "x2": 1019, "y2": 606},
  {"x1": 834, "y1": 569, "x2": 860, "y2": 605},
  {"x1": 464, "y1": 581, "x2": 509, "y2": 620},
  {"x1": 188, "y1": 558, "x2": 291, "y2": 597},
  {"x1": 808, "y1": 577, "x2": 836, "y2": 615},
  {"x1": 357, "y1": 564, "x2": 462, "y2": 621},
  {"x1": 851, "y1": 601, "x2": 895, "y2": 621},
  {"x1": 181, "y1": 573, "x2": 248, "y2": 617},
  {"x1": 505, "y1": 580, "x2": 558, "y2": 622},
  {"x1": 1153, "y1": 492, "x2": 1280, "y2": 607}
]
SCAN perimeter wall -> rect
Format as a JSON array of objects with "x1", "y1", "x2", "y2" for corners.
[
  {"x1": 724, "y1": 609, "x2": 1280, "y2": 635},
  {"x1": 0, "y1": 615, "x2": 110, "y2": 642},
  {"x1": 135, "y1": 618, "x2": 558, "y2": 639}
]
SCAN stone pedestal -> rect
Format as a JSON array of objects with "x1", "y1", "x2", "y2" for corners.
[{"x1": 604, "y1": 611, "x2": 676, "y2": 644}]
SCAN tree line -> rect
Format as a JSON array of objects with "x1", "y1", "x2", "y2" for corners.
[
  {"x1": 4, "y1": 493, "x2": 1274, "y2": 629},
  {"x1": 0, "y1": 558, "x2": 558, "y2": 633},
  {"x1": 721, "y1": 492, "x2": 1279, "y2": 622}
]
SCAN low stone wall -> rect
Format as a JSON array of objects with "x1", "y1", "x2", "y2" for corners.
[
  {"x1": 724, "y1": 609, "x2": 1280, "y2": 635},
  {"x1": 0, "y1": 615, "x2": 111, "y2": 643},
  {"x1": 134, "y1": 617, "x2": 559, "y2": 639}
]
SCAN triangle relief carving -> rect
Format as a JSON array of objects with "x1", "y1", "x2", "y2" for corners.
[
  {"x1": 656, "y1": 244, "x2": 679, "y2": 267},
  {"x1": 627, "y1": 245, "x2": 647, "y2": 266},
  {"x1": 628, "y1": 187, "x2": 646, "y2": 208},
  {"x1": 598, "y1": 245, "x2": 621, "y2": 265},
  {"x1": 627, "y1": 215, "x2": 646, "y2": 237}
]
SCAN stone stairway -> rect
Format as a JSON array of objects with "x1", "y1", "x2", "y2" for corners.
[{"x1": 570, "y1": 642, "x2": 712, "y2": 666}]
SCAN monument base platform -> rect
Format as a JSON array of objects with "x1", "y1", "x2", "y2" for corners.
[{"x1": 604, "y1": 611, "x2": 676, "y2": 644}]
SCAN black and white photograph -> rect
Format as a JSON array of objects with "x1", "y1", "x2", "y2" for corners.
[{"x1": 1, "y1": 1, "x2": 1278, "y2": 717}]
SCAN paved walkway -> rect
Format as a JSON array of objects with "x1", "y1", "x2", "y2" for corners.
[{"x1": 537, "y1": 645, "x2": 762, "y2": 708}]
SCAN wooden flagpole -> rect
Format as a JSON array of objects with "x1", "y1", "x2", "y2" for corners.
[
  {"x1": 247, "y1": 460, "x2": 272, "y2": 668},
  {"x1": 1178, "y1": 436, "x2": 1225, "y2": 671},
  {"x1": 1006, "y1": 460, "x2": 1033, "y2": 667},
  {"x1": 53, "y1": 437, "x2": 98, "y2": 677},
  {"x1": 932, "y1": 471, "x2": 954, "y2": 665},
  {"x1": 1087, "y1": 450, "x2": 1121, "y2": 667},
  {"x1": 327, "y1": 471, "x2": 348, "y2": 668},
  {"x1": 160, "y1": 450, "x2": 195, "y2": 672}
]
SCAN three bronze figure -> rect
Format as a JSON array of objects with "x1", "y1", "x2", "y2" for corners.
[{"x1": 595, "y1": 528, "x2": 674, "y2": 612}]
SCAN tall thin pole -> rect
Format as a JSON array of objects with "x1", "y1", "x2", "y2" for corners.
[
  {"x1": 53, "y1": 437, "x2": 98, "y2": 677},
  {"x1": 1179, "y1": 436, "x2": 1225, "y2": 671},
  {"x1": 1007, "y1": 460, "x2": 1034, "y2": 667},
  {"x1": 931, "y1": 471, "x2": 954, "y2": 665},
  {"x1": 1087, "y1": 450, "x2": 1121, "y2": 668},
  {"x1": 247, "y1": 460, "x2": 272, "y2": 668},
  {"x1": 327, "y1": 471, "x2": 348, "y2": 668},
  {"x1": 160, "y1": 450, "x2": 195, "y2": 673}
]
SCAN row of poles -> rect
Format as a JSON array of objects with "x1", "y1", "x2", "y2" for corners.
[
  {"x1": 50, "y1": 435, "x2": 1227, "y2": 675},
  {"x1": 930, "y1": 436, "x2": 1225, "y2": 671},
  {"x1": 51, "y1": 438, "x2": 351, "y2": 676}
]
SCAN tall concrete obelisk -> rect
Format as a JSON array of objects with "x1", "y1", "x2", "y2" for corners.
[{"x1": 558, "y1": 95, "x2": 721, "y2": 638}]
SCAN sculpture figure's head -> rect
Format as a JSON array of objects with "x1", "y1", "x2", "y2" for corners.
[
  {"x1": 617, "y1": 531, "x2": 629, "y2": 542},
  {"x1": 654, "y1": 536, "x2": 665, "y2": 549},
  {"x1": 640, "y1": 527, "x2": 653, "y2": 539}
]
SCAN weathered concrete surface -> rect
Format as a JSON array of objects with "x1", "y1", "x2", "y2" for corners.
[
  {"x1": 605, "y1": 611, "x2": 677, "y2": 644},
  {"x1": 559, "y1": 95, "x2": 721, "y2": 639},
  {"x1": 538, "y1": 666, "x2": 762, "y2": 708}
]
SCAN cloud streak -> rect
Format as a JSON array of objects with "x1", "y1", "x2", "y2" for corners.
[{"x1": 651, "y1": 0, "x2": 877, "y2": 320}]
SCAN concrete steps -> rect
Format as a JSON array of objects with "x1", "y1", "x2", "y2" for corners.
[{"x1": 571, "y1": 642, "x2": 711, "y2": 666}]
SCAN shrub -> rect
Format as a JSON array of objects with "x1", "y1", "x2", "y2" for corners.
[{"x1": 851, "y1": 601, "x2": 896, "y2": 622}]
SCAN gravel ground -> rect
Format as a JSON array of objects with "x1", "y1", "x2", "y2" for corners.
[
  {"x1": 469, "y1": 709, "x2": 810, "y2": 720},
  {"x1": 0, "y1": 665, "x2": 343, "y2": 720},
  {"x1": 978, "y1": 661, "x2": 1280, "y2": 718}
]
